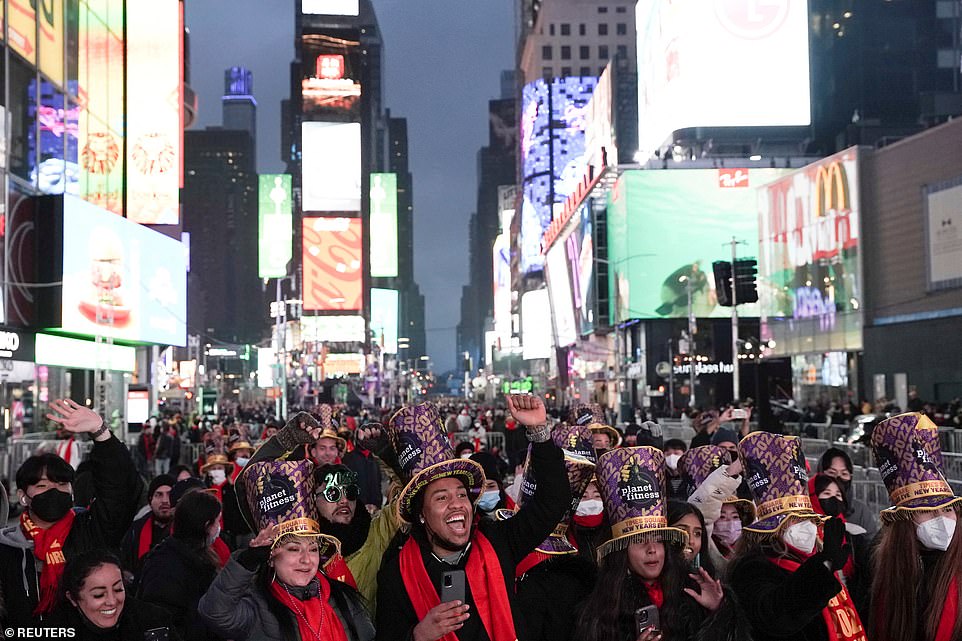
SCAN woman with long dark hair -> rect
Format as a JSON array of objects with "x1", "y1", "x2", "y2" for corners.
[
  {"x1": 666, "y1": 501, "x2": 717, "y2": 578},
  {"x1": 869, "y1": 413, "x2": 962, "y2": 641},
  {"x1": 574, "y1": 447, "x2": 744, "y2": 641}
]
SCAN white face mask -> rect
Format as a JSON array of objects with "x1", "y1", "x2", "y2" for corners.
[
  {"x1": 916, "y1": 515, "x2": 957, "y2": 551},
  {"x1": 207, "y1": 523, "x2": 221, "y2": 547},
  {"x1": 713, "y1": 519, "x2": 743, "y2": 547},
  {"x1": 782, "y1": 520, "x2": 818, "y2": 554},
  {"x1": 576, "y1": 499, "x2": 604, "y2": 517},
  {"x1": 665, "y1": 454, "x2": 682, "y2": 471},
  {"x1": 460, "y1": 452, "x2": 474, "y2": 459},
  {"x1": 208, "y1": 469, "x2": 227, "y2": 485}
]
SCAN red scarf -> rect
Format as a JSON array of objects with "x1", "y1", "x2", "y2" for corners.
[
  {"x1": 936, "y1": 577, "x2": 959, "y2": 641},
  {"x1": 770, "y1": 557, "x2": 867, "y2": 641},
  {"x1": 136, "y1": 515, "x2": 169, "y2": 559},
  {"x1": 269, "y1": 574, "x2": 348, "y2": 641},
  {"x1": 212, "y1": 537, "x2": 231, "y2": 567},
  {"x1": 21, "y1": 509, "x2": 76, "y2": 616},
  {"x1": 644, "y1": 581, "x2": 664, "y2": 609},
  {"x1": 324, "y1": 553, "x2": 358, "y2": 589},
  {"x1": 398, "y1": 531, "x2": 517, "y2": 641},
  {"x1": 56, "y1": 437, "x2": 76, "y2": 466}
]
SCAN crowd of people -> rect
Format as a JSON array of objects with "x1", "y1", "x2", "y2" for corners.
[{"x1": 1, "y1": 393, "x2": 961, "y2": 641}]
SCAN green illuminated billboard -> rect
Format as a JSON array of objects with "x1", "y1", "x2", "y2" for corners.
[
  {"x1": 607, "y1": 168, "x2": 789, "y2": 322},
  {"x1": 370, "y1": 173, "x2": 399, "y2": 277},
  {"x1": 258, "y1": 174, "x2": 293, "y2": 278}
]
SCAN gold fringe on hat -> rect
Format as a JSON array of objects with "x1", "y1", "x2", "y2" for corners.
[{"x1": 596, "y1": 526, "x2": 688, "y2": 562}]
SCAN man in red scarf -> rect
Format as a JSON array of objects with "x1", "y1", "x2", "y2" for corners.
[
  {"x1": 119, "y1": 474, "x2": 175, "y2": 577},
  {"x1": 375, "y1": 395, "x2": 571, "y2": 641},
  {"x1": 0, "y1": 399, "x2": 141, "y2": 628}
]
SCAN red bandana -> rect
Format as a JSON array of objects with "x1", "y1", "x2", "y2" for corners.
[
  {"x1": 21, "y1": 509, "x2": 76, "y2": 616},
  {"x1": 270, "y1": 574, "x2": 348, "y2": 641},
  {"x1": 399, "y1": 531, "x2": 518, "y2": 641},
  {"x1": 771, "y1": 557, "x2": 867, "y2": 641}
]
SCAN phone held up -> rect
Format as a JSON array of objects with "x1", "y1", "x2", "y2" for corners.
[
  {"x1": 635, "y1": 605, "x2": 660, "y2": 636},
  {"x1": 731, "y1": 408, "x2": 748, "y2": 420},
  {"x1": 441, "y1": 569, "x2": 466, "y2": 605}
]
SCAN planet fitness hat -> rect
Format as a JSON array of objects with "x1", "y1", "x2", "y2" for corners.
[
  {"x1": 570, "y1": 403, "x2": 621, "y2": 448},
  {"x1": 596, "y1": 446, "x2": 686, "y2": 559},
  {"x1": 388, "y1": 403, "x2": 485, "y2": 523},
  {"x1": 311, "y1": 404, "x2": 346, "y2": 452},
  {"x1": 679, "y1": 445, "x2": 756, "y2": 519},
  {"x1": 871, "y1": 412, "x2": 962, "y2": 522},
  {"x1": 738, "y1": 432, "x2": 825, "y2": 537}
]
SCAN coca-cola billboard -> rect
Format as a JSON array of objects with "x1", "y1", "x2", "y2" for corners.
[
  {"x1": 758, "y1": 147, "x2": 863, "y2": 355},
  {"x1": 302, "y1": 217, "x2": 363, "y2": 312}
]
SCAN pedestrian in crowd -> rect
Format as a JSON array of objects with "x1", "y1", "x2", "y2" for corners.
[
  {"x1": 729, "y1": 431, "x2": 866, "y2": 641},
  {"x1": 342, "y1": 424, "x2": 385, "y2": 512},
  {"x1": 137, "y1": 490, "x2": 223, "y2": 641},
  {"x1": 0, "y1": 399, "x2": 141, "y2": 628},
  {"x1": 309, "y1": 405, "x2": 347, "y2": 466},
  {"x1": 375, "y1": 395, "x2": 571, "y2": 641},
  {"x1": 574, "y1": 446, "x2": 741, "y2": 641},
  {"x1": 664, "y1": 438, "x2": 688, "y2": 500},
  {"x1": 170, "y1": 464, "x2": 193, "y2": 482},
  {"x1": 199, "y1": 457, "x2": 375, "y2": 641},
  {"x1": 456, "y1": 407, "x2": 472, "y2": 431},
  {"x1": 227, "y1": 429, "x2": 255, "y2": 483},
  {"x1": 568, "y1": 403, "x2": 621, "y2": 456},
  {"x1": 153, "y1": 422, "x2": 174, "y2": 478},
  {"x1": 666, "y1": 500, "x2": 718, "y2": 578},
  {"x1": 454, "y1": 441, "x2": 475, "y2": 459},
  {"x1": 817, "y1": 447, "x2": 879, "y2": 537},
  {"x1": 570, "y1": 478, "x2": 608, "y2": 566},
  {"x1": 119, "y1": 474, "x2": 175, "y2": 578},
  {"x1": 869, "y1": 412, "x2": 962, "y2": 641},
  {"x1": 634, "y1": 421, "x2": 665, "y2": 449},
  {"x1": 470, "y1": 451, "x2": 512, "y2": 519}
]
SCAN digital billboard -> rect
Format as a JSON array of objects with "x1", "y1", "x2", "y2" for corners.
[
  {"x1": 758, "y1": 148, "x2": 862, "y2": 355},
  {"x1": 36, "y1": 333, "x2": 136, "y2": 372},
  {"x1": 300, "y1": 315, "x2": 366, "y2": 343},
  {"x1": 636, "y1": 0, "x2": 810, "y2": 160},
  {"x1": 303, "y1": 0, "x2": 359, "y2": 16},
  {"x1": 9, "y1": 0, "x2": 36, "y2": 63},
  {"x1": 126, "y1": 0, "x2": 182, "y2": 224},
  {"x1": 78, "y1": 2, "x2": 125, "y2": 214},
  {"x1": 492, "y1": 232, "x2": 511, "y2": 349},
  {"x1": 258, "y1": 174, "x2": 293, "y2": 278},
  {"x1": 519, "y1": 77, "x2": 597, "y2": 272},
  {"x1": 60, "y1": 196, "x2": 187, "y2": 345},
  {"x1": 370, "y1": 173, "x2": 398, "y2": 277},
  {"x1": 371, "y1": 288, "x2": 399, "y2": 354},
  {"x1": 607, "y1": 168, "x2": 790, "y2": 322},
  {"x1": 563, "y1": 202, "x2": 597, "y2": 335},
  {"x1": 39, "y1": 0, "x2": 64, "y2": 85},
  {"x1": 28, "y1": 80, "x2": 80, "y2": 195},
  {"x1": 302, "y1": 122, "x2": 361, "y2": 212},
  {"x1": 546, "y1": 245, "x2": 578, "y2": 348},
  {"x1": 521, "y1": 289, "x2": 553, "y2": 360},
  {"x1": 257, "y1": 347, "x2": 275, "y2": 388},
  {"x1": 925, "y1": 178, "x2": 962, "y2": 291},
  {"x1": 303, "y1": 217, "x2": 363, "y2": 311},
  {"x1": 301, "y1": 34, "x2": 361, "y2": 120}
]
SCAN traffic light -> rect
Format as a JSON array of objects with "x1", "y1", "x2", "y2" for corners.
[
  {"x1": 713, "y1": 261, "x2": 733, "y2": 306},
  {"x1": 734, "y1": 258, "x2": 759, "y2": 304}
]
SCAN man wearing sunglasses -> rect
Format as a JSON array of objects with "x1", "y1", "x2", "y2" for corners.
[{"x1": 314, "y1": 466, "x2": 362, "y2": 526}]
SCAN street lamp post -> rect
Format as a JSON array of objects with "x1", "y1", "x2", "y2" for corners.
[{"x1": 678, "y1": 275, "x2": 697, "y2": 409}]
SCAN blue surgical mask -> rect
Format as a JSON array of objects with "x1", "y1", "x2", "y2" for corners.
[{"x1": 476, "y1": 490, "x2": 500, "y2": 512}]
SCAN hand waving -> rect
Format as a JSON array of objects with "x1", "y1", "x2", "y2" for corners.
[
  {"x1": 506, "y1": 394, "x2": 547, "y2": 428},
  {"x1": 46, "y1": 400, "x2": 104, "y2": 436},
  {"x1": 249, "y1": 525, "x2": 277, "y2": 548},
  {"x1": 684, "y1": 567, "x2": 724, "y2": 612},
  {"x1": 412, "y1": 601, "x2": 470, "y2": 641}
]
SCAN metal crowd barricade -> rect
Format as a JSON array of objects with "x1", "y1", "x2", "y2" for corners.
[
  {"x1": 940, "y1": 429, "x2": 962, "y2": 455},
  {"x1": 448, "y1": 432, "x2": 505, "y2": 452}
]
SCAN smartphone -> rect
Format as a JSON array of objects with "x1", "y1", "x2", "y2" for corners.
[
  {"x1": 144, "y1": 628, "x2": 170, "y2": 641},
  {"x1": 731, "y1": 408, "x2": 748, "y2": 420},
  {"x1": 440, "y1": 569, "x2": 466, "y2": 604},
  {"x1": 635, "y1": 605, "x2": 660, "y2": 635}
]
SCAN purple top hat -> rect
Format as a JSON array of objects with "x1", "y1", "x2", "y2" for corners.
[
  {"x1": 514, "y1": 438, "x2": 596, "y2": 554},
  {"x1": 243, "y1": 459, "x2": 339, "y2": 553},
  {"x1": 595, "y1": 446, "x2": 687, "y2": 559},
  {"x1": 680, "y1": 445, "x2": 756, "y2": 518},
  {"x1": 871, "y1": 412, "x2": 961, "y2": 521},
  {"x1": 311, "y1": 405, "x2": 346, "y2": 451},
  {"x1": 570, "y1": 403, "x2": 621, "y2": 448},
  {"x1": 553, "y1": 421, "x2": 597, "y2": 463},
  {"x1": 738, "y1": 432, "x2": 824, "y2": 535},
  {"x1": 388, "y1": 403, "x2": 485, "y2": 523}
]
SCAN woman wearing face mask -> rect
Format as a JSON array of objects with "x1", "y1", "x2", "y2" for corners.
[
  {"x1": 201, "y1": 443, "x2": 250, "y2": 550},
  {"x1": 869, "y1": 413, "x2": 962, "y2": 641},
  {"x1": 729, "y1": 432, "x2": 866, "y2": 641},
  {"x1": 569, "y1": 479, "x2": 609, "y2": 565},
  {"x1": 49, "y1": 549, "x2": 181, "y2": 640},
  {"x1": 574, "y1": 447, "x2": 746, "y2": 641},
  {"x1": 137, "y1": 490, "x2": 223, "y2": 641},
  {"x1": 470, "y1": 451, "x2": 510, "y2": 519},
  {"x1": 199, "y1": 459, "x2": 375, "y2": 641}
]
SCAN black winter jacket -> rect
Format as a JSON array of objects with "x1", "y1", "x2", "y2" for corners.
[
  {"x1": 516, "y1": 555, "x2": 596, "y2": 641},
  {"x1": 374, "y1": 439, "x2": 571, "y2": 641},
  {"x1": 45, "y1": 596, "x2": 182, "y2": 641},
  {"x1": 0, "y1": 435, "x2": 141, "y2": 628}
]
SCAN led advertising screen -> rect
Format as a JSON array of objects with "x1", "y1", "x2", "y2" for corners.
[
  {"x1": 519, "y1": 77, "x2": 597, "y2": 273},
  {"x1": 60, "y1": 195, "x2": 187, "y2": 345},
  {"x1": 78, "y1": 2, "x2": 125, "y2": 214},
  {"x1": 28, "y1": 80, "x2": 80, "y2": 195},
  {"x1": 303, "y1": 0, "x2": 359, "y2": 16},
  {"x1": 370, "y1": 288, "x2": 399, "y2": 354},
  {"x1": 258, "y1": 174, "x2": 293, "y2": 278},
  {"x1": 636, "y1": 0, "x2": 810, "y2": 160},
  {"x1": 257, "y1": 347, "x2": 275, "y2": 388},
  {"x1": 521, "y1": 289, "x2": 553, "y2": 360},
  {"x1": 36, "y1": 333, "x2": 137, "y2": 372},
  {"x1": 925, "y1": 178, "x2": 962, "y2": 291},
  {"x1": 301, "y1": 33, "x2": 361, "y2": 120},
  {"x1": 302, "y1": 122, "x2": 361, "y2": 212},
  {"x1": 39, "y1": 0, "x2": 65, "y2": 85},
  {"x1": 607, "y1": 168, "x2": 789, "y2": 322},
  {"x1": 492, "y1": 232, "x2": 511, "y2": 349},
  {"x1": 546, "y1": 245, "x2": 578, "y2": 348},
  {"x1": 303, "y1": 217, "x2": 363, "y2": 311},
  {"x1": 563, "y1": 202, "x2": 597, "y2": 335},
  {"x1": 758, "y1": 148, "x2": 862, "y2": 355},
  {"x1": 370, "y1": 173, "x2": 398, "y2": 277},
  {"x1": 126, "y1": 0, "x2": 182, "y2": 224},
  {"x1": 9, "y1": 0, "x2": 36, "y2": 63},
  {"x1": 300, "y1": 315, "x2": 366, "y2": 343}
]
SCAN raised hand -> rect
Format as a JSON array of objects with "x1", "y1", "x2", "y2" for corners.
[
  {"x1": 356, "y1": 423, "x2": 386, "y2": 452},
  {"x1": 46, "y1": 399, "x2": 104, "y2": 435},
  {"x1": 506, "y1": 394, "x2": 547, "y2": 428},
  {"x1": 249, "y1": 525, "x2": 277, "y2": 548},
  {"x1": 412, "y1": 601, "x2": 470, "y2": 641},
  {"x1": 684, "y1": 567, "x2": 724, "y2": 612}
]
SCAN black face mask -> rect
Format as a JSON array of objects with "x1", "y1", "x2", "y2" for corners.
[
  {"x1": 30, "y1": 488, "x2": 74, "y2": 522},
  {"x1": 819, "y1": 496, "x2": 845, "y2": 518}
]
